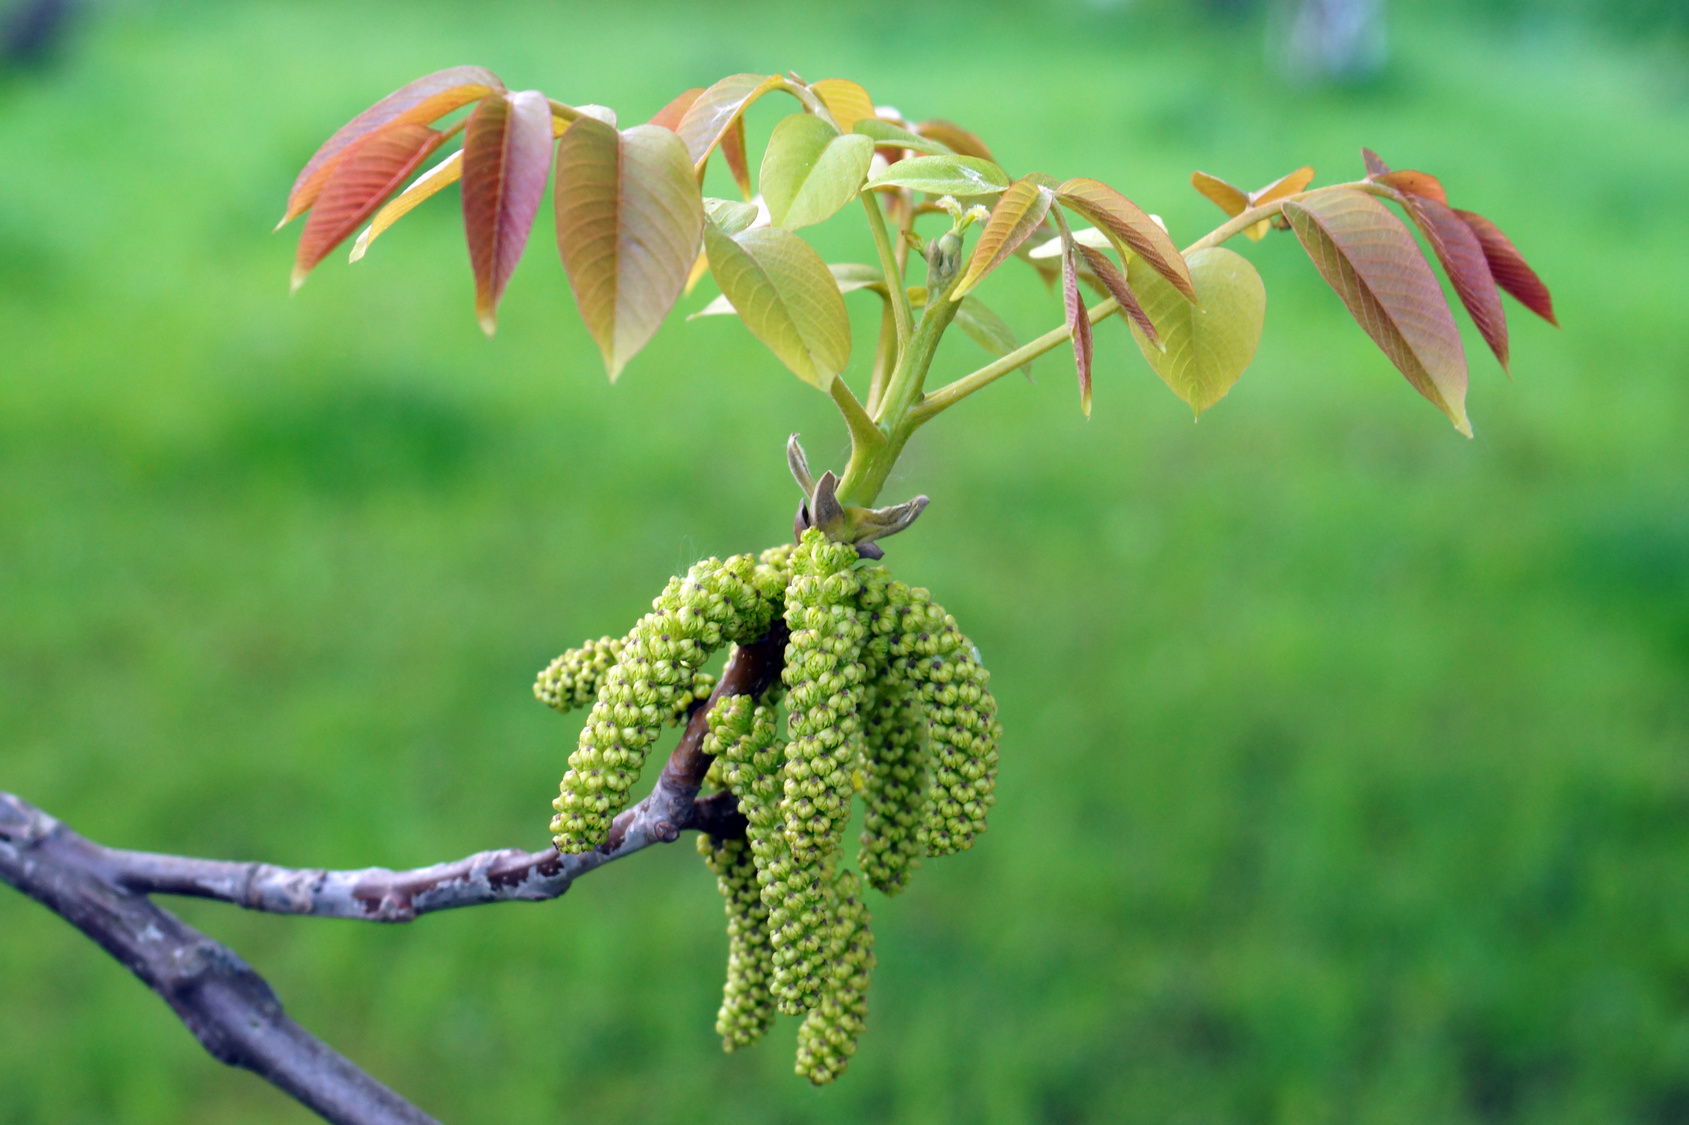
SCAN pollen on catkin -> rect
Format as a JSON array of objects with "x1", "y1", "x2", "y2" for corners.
[
  {"x1": 551, "y1": 555, "x2": 773, "y2": 853},
  {"x1": 793, "y1": 868, "x2": 875, "y2": 1086},
  {"x1": 698, "y1": 832, "x2": 776, "y2": 1050}
]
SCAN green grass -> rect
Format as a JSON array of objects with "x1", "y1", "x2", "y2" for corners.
[{"x1": 2, "y1": 2, "x2": 1686, "y2": 1122}]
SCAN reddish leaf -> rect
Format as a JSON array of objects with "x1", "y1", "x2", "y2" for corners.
[
  {"x1": 1455, "y1": 209, "x2": 1558, "y2": 327},
  {"x1": 1053, "y1": 210, "x2": 1093, "y2": 417},
  {"x1": 1283, "y1": 189, "x2": 1471, "y2": 435},
  {"x1": 1377, "y1": 169, "x2": 1448, "y2": 205},
  {"x1": 1057, "y1": 178, "x2": 1194, "y2": 301},
  {"x1": 913, "y1": 119, "x2": 994, "y2": 162},
  {"x1": 1191, "y1": 170, "x2": 1249, "y2": 217},
  {"x1": 720, "y1": 113, "x2": 753, "y2": 200},
  {"x1": 292, "y1": 122, "x2": 443, "y2": 290},
  {"x1": 952, "y1": 176, "x2": 1053, "y2": 297},
  {"x1": 1076, "y1": 242, "x2": 1157, "y2": 347},
  {"x1": 1362, "y1": 147, "x2": 1391, "y2": 177},
  {"x1": 675, "y1": 73, "x2": 784, "y2": 168},
  {"x1": 281, "y1": 66, "x2": 502, "y2": 228},
  {"x1": 462, "y1": 91, "x2": 554, "y2": 335},
  {"x1": 1402, "y1": 195, "x2": 1510, "y2": 372},
  {"x1": 648, "y1": 88, "x2": 703, "y2": 131}
]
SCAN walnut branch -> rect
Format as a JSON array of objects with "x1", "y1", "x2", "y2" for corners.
[{"x1": 0, "y1": 627, "x2": 787, "y2": 1124}]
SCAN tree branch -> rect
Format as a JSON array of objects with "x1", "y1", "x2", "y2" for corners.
[{"x1": 0, "y1": 626, "x2": 788, "y2": 1123}]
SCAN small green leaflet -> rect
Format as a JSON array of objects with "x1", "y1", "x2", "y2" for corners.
[
  {"x1": 852, "y1": 118, "x2": 954, "y2": 155},
  {"x1": 760, "y1": 113, "x2": 875, "y2": 229},
  {"x1": 865, "y1": 155, "x2": 1010, "y2": 197},
  {"x1": 1125, "y1": 246, "x2": 1265, "y2": 417}
]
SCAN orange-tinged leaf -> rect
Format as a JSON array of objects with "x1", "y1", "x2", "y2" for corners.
[
  {"x1": 1402, "y1": 195, "x2": 1509, "y2": 372},
  {"x1": 1053, "y1": 209, "x2": 1094, "y2": 417},
  {"x1": 720, "y1": 113, "x2": 753, "y2": 200},
  {"x1": 1058, "y1": 177, "x2": 1194, "y2": 302},
  {"x1": 1076, "y1": 242, "x2": 1157, "y2": 347},
  {"x1": 1455, "y1": 209, "x2": 1558, "y2": 327},
  {"x1": 555, "y1": 118, "x2": 704, "y2": 380},
  {"x1": 1283, "y1": 189, "x2": 1471, "y2": 435},
  {"x1": 1362, "y1": 147, "x2": 1391, "y2": 177},
  {"x1": 952, "y1": 176, "x2": 1053, "y2": 298},
  {"x1": 349, "y1": 148, "x2": 462, "y2": 263},
  {"x1": 1252, "y1": 166, "x2": 1315, "y2": 206},
  {"x1": 1377, "y1": 169, "x2": 1448, "y2": 205},
  {"x1": 676, "y1": 73, "x2": 785, "y2": 168},
  {"x1": 914, "y1": 119, "x2": 994, "y2": 162},
  {"x1": 462, "y1": 90, "x2": 554, "y2": 335},
  {"x1": 292, "y1": 123, "x2": 443, "y2": 290},
  {"x1": 811, "y1": 78, "x2": 875, "y2": 133},
  {"x1": 1191, "y1": 171, "x2": 1249, "y2": 217},
  {"x1": 280, "y1": 66, "x2": 502, "y2": 228},
  {"x1": 648, "y1": 88, "x2": 703, "y2": 131}
]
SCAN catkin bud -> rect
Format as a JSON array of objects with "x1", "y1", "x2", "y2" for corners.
[
  {"x1": 793, "y1": 868, "x2": 875, "y2": 1085},
  {"x1": 551, "y1": 555, "x2": 773, "y2": 852},
  {"x1": 536, "y1": 634, "x2": 715, "y2": 725},
  {"x1": 774, "y1": 529, "x2": 868, "y2": 1011},
  {"x1": 698, "y1": 832, "x2": 776, "y2": 1051}
]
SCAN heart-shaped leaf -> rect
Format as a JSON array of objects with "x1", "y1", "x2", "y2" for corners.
[
  {"x1": 1454, "y1": 209, "x2": 1557, "y2": 327},
  {"x1": 281, "y1": 66, "x2": 502, "y2": 228},
  {"x1": 349, "y1": 148, "x2": 462, "y2": 263},
  {"x1": 462, "y1": 90, "x2": 554, "y2": 335},
  {"x1": 1126, "y1": 247, "x2": 1265, "y2": 417},
  {"x1": 1402, "y1": 194, "x2": 1509, "y2": 371},
  {"x1": 555, "y1": 117, "x2": 704, "y2": 380},
  {"x1": 853, "y1": 118, "x2": 954, "y2": 156},
  {"x1": 760, "y1": 113, "x2": 874, "y2": 229},
  {"x1": 1283, "y1": 189, "x2": 1471, "y2": 434},
  {"x1": 292, "y1": 122, "x2": 443, "y2": 290},
  {"x1": 703, "y1": 223, "x2": 851, "y2": 389},
  {"x1": 676, "y1": 73, "x2": 784, "y2": 168},
  {"x1": 1057, "y1": 178, "x2": 1194, "y2": 301},
  {"x1": 952, "y1": 176, "x2": 1053, "y2": 297},
  {"x1": 810, "y1": 78, "x2": 875, "y2": 133},
  {"x1": 865, "y1": 155, "x2": 1010, "y2": 196}
]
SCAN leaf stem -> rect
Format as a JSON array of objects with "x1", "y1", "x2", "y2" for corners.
[
  {"x1": 865, "y1": 301, "x2": 898, "y2": 417},
  {"x1": 862, "y1": 193, "x2": 914, "y2": 357}
]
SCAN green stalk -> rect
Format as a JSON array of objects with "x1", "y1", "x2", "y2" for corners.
[{"x1": 862, "y1": 193, "x2": 913, "y2": 355}]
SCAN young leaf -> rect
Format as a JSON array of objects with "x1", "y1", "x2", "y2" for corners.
[
  {"x1": 350, "y1": 148, "x2": 462, "y2": 263},
  {"x1": 1191, "y1": 170, "x2": 1249, "y2": 217},
  {"x1": 1125, "y1": 247, "x2": 1265, "y2": 417},
  {"x1": 953, "y1": 296, "x2": 1030, "y2": 376},
  {"x1": 281, "y1": 66, "x2": 502, "y2": 228},
  {"x1": 703, "y1": 223, "x2": 851, "y2": 389},
  {"x1": 703, "y1": 196, "x2": 760, "y2": 236},
  {"x1": 648, "y1": 88, "x2": 703, "y2": 131},
  {"x1": 952, "y1": 177, "x2": 1053, "y2": 297},
  {"x1": 1282, "y1": 189, "x2": 1471, "y2": 435},
  {"x1": 913, "y1": 119, "x2": 994, "y2": 162},
  {"x1": 462, "y1": 90, "x2": 555, "y2": 335},
  {"x1": 1191, "y1": 167, "x2": 1314, "y2": 241},
  {"x1": 555, "y1": 118, "x2": 705, "y2": 380},
  {"x1": 865, "y1": 155, "x2": 1010, "y2": 197},
  {"x1": 676, "y1": 73, "x2": 785, "y2": 168},
  {"x1": 1076, "y1": 242, "x2": 1157, "y2": 347},
  {"x1": 1052, "y1": 209, "x2": 1093, "y2": 416},
  {"x1": 853, "y1": 118, "x2": 954, "y2": 156},
  {"x1": 1362, "y1": 148, "x2": 1391, "y2": 177},
  {"x1": 1057, "y1": 178, "x2": 1194, "y2": 301},
  {"x1": 829, "y1": 262, "x2": 888, "y2": 295},
  {"x1": 292, "y1": 123, "x2": 443, "y2": 290},
  {"x1": 1401, "y1": 195, "x2": 1510, "y2": 371},
  {"x1": 1027, "y1": 226, "x2": 1114, "y2": 259},
  {"x1": 759, "y1": 113, "x2": 874, "y2": 229},
  {"x1": 720, "y1": 114, "x2": 754, "y2": 200},
  {"x1": 1377, "y1": 170, "x2": 1448, "y2": 205},
  {"x1": 1454, "y1": 209, "x2": 1558, "y2": 326},
  {"x1": 1253, "y1": 166, "x2": 1316, "y2": 207},
  {"x1": 810, "y1": 78, "x2": 875, "y2": 133}
]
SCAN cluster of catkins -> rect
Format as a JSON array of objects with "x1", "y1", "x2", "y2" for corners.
[{"x1": 535, "y1": 529, "x2": 1000, "y2": 1085}]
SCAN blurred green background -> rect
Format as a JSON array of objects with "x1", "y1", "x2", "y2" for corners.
[{"x1": 2, "y1": 1, "x2": 1686, "y2": 1121}]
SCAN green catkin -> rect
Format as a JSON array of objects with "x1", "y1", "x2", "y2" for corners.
[
  {"x1": 550, "y1": 555, "x2": 772, "y2": 852},
  {"x1": 793, "y1": 868, "x2": 875, "y2": 1085},
  {"x1": 854, "y1": 568, "x2": 929, "y2": 894},
  {"x1": 774, "y1": 529, "x2": 868, "y2": 1012},
  {"x1": 697, "y1": 832, "x2": 776, "y2": 1050},
  {"x1": 536, "y1": 634, "x2": 714, "y2": 725},
  {"x1": 894, "y1": 590, "x2": 1001, "y2": 856}
]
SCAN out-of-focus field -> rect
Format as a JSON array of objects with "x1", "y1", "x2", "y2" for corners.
[{"x1": 2, "y1": 2, "x2": 1686, "y2": 1121}]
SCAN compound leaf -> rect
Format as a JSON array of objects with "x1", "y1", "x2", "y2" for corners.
[
  {"x1": 1057, "y1": 177, "x2": 1193, "y2": 301},
  {"x1": 1126, "y1": 246, "x2": 1265, "y2": 417},
  {"x1": 462, "y1": 90, "x2": 554, "y2": 335},
  {"x1": 865, "y1": 154, "x2": 1010, "y2": 196},
  {"x1": 350, "y1": 147, "x2": 462, "y2": 263},
  {"x1": 1454, "y1": 209, "x2": 1558, "y2": 327},
  {"x1": 1283, "y1": 188, "x2": 1471, "y2": 435},
  {"x1": 703, "y1": 222, "x2": 850, "y2": 389},
  {"x1": 281, "y1": 66, "x2": 501, "y2": 228},
  {"x1": 555, "y1": 117, "x2": 704, "y2": 380},
  {"x1": 760, "y1": 113, "x2": 874, "y2": 229},
  {"x1": 292, "y1": 122, "x2": 443, "y2": 289},
  {"x1": 953, "y1": 176, "x2": 1053, "y2": 297}
]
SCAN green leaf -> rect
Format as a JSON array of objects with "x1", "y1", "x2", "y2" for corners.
[
  {"x1": 555, "y1": 117, "x2": 705, "y2": 381},
  {"x1": 1126, "y1": 247, "x2": 1265, "y2": 418},
  {"x1": 759, "y1": 114, "x2": 875, "y2": 229},
  {"x1": 952, "y1": 176, "x2": 1053, "y2": 297},
  {"x1": 852, "y1": 118, "x2": 953, "y2": 156},
  {"x1": 1282, "y1": 189, "x2": 1471, "y2": 435},
  {"x1": 953, "y1": 296, "x2": 1028, "y2": 377},
  {"x1": 865, "y1": 155, "x2": 1010, "y2": 196},
  {"x1": 703, "y1": 197, "x2": 759, "y2": 235},
  {"x1": 829, "y1": 262, "x2": 887, "y2": 295},
  {"x1": 703, "y1": 223, "x2": 851, "y2": 389}
]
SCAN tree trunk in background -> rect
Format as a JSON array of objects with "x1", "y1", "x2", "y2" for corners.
[
  {"x1": 1276, "y1": 0, "x2": 1388, "y2": 83},
  {"x1": 2, "y1": 0, "x2": 78, "y2": 65}
]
